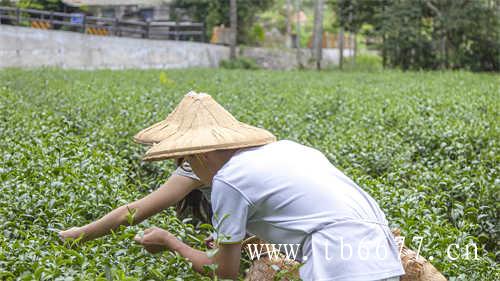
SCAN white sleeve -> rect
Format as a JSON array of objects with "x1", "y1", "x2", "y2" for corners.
[{"x1": 210, "y1": 178, "x2": 250, "y2": 244}]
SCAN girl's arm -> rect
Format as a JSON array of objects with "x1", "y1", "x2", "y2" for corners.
[{"x1": 59, "y1": 174, "x2": 202, "y2": 242}]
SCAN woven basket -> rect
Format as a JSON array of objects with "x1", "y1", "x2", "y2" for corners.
[
  {"x1": 241, "y1": 229, "x2": 447, "y2": 281},
  {"x1": 391, "y1": 229, "x2": 447, "y2": 281}
]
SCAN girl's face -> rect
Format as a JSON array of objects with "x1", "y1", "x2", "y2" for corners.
[{"x1": 185, "y1": 154, "x2": 212, "y2": 185}]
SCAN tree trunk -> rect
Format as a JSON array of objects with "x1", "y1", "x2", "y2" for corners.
[
  {"x1": 382, "y1": 35, "x2": 386, "y2": 68},
  {"x1": 229, "y1": 0, "x2": 237, "y2": 59},
  {"x1": 312, "y1": 0, "x2": 325, "y2": 70},
  {"x1": 338, "y1": 27, "x2": 344, "y2": 70},
  {"x1": 295, "y1": 0, "x2": 303, "y2": 69},
  {"x1": 441, "y1": 33, "x2": 447, "y2": 69},
  {"x1": 353, "y1": 33, "x2": 357, "y2": 66},
  {"x1": 348, "y1": 4, "x2": 353, "y2": 67},
  {"x1": 286, "y1": 0, "x2": 292, "y2": 48}
]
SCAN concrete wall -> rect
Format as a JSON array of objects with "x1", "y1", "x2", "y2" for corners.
[
  {"x1": 0, "y1": 25, "x2": 350, "y2": 70},
  {"x1": 241, "y1": 47, "x2": 352, "y2": 70},
  {"x1": 0, "y1": 25, "x2": 229, "y2": 69}
]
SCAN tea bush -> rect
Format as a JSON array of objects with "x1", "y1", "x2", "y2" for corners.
[{"x1": 0, "y1": 69, "x2": 498, "y2": 280}]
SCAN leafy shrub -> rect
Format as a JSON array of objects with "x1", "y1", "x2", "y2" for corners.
[
  {"x1": 0, "y1": 69, "x2": 497, "y2": 280},
  {"x1": 220, "y1": 57, "x2": 260, "y2": 70},
  {"x1": 328, "y1": 54, "x2": 383, "y2": 72},
  {"x1": 248, "y1": 24, "x2": 265, "y2": 46}
]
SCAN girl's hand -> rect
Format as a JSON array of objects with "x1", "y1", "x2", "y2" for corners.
[
  {"x1": 59, "y1": 227, "x2": 84, "y2": 241},
  {"x1": 134, "y1": 227, "x2": 176, "y2": 254},
  {"x1": 204, "y1": 235, "x2": 216, "y2": 249}
]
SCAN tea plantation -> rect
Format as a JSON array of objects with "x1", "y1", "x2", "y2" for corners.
[{"x1": 0, "y1": 69, "x2": 498, "y2": 280}]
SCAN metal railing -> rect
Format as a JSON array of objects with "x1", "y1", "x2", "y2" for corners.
[{"x1": 0, "y1": 6, "x2": 205, "y2": 42}]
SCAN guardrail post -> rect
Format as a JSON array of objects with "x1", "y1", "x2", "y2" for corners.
[
  {"x1": 175, "y1": 20, "x2": 179, "y2": 40},
  {"x1": 113, "y1": 18, "x2": 119, "y2": 36},
  {"x1": 81, "y1": 15, "x2": 86, "y2": 33},
  {"x1": 145, "y1": 20, "x2": 150, "y2": 39},
  {"x1": 50, "y1": 11, "x2": 54, "y2": 29},
  {"x1": 201, "y1": 22, "x2": 205, "y2": 42},
  {"x1": 16, "y1": 7, "x2": 20, "y2": 25}
]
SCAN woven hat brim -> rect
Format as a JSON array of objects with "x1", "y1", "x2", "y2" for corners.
[
  {"x1": 137, "y1": 92, "x2": 277, "y2": 161},
  {"x1": 142, "y1": 136, "x2": 276, "y2": 161},
  {"x1": 133, "y1": 93, "x2": 200, "y2": 145},
  {"x1": 133, "y1": 119, "x2": 173, "y2": 145}
]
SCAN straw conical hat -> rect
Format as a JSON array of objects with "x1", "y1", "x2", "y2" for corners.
[
  {"x1": 134, "y1": 92, "x2": 195, "y2": 145},
  {"x1": 142, "y1": 92, "x2": 276, "y2": 161}
]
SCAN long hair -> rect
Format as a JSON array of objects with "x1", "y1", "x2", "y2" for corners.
[{"x1": 174, "y1": 158, "x2": 212, "y2": 224}]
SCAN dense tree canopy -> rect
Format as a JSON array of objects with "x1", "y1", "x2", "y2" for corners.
[
  {"x1": 330, "y1": 0, "x2": 499, "y2": 71},
  {"x1": 174, "y1": 0, "x2": 276, "y2": 44},
  {"x1": 8, "y1": 0, "x2": 69, "y2": 11}
]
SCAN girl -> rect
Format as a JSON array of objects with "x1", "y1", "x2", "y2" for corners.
[
  {"x1": 129, "y1": 92, "x2": 404, "y2": 281},
  {"x1": 61, "y1": 92, "x2": 406, "y2": 281}
]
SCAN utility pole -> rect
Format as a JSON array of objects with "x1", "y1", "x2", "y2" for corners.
[{"x1": 229, "y1": 0, "x2": 237, "y2": 59}]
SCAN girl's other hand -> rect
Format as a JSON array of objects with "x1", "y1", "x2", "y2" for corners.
[
  {"x1": 59, "y1": 227, "x2": 84, "y2": 241},
  {"x1": 134, "y1": 226, "x2": 176, "y2": 254},
  {"x1": 204, "y1": 235, "x2": 216, "y2": 249}
]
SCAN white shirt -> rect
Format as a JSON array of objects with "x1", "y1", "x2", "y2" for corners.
[{"x1": 211, "y1": 140, "x2": 404, "y2": 281}]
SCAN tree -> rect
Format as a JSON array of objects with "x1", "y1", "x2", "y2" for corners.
[
  {"x1": 15, "y1": 0, "x2": 68, "y2": 11},
  {"x1": 329, "y1": 0, "x2": 499, "y2": 71},
  {"x1": 312, "y1": 0, "x2": 325, "y2": 70},
  {"x1": 285, "y1": 0, "x2": 292, "y2": 47},
  {"x1": 229, "y1": 0, "x2": 237, "y2": 59},
  {"x1": 294, "y1": 0, "x2": 303, "y2": 69},
  {"x1": 327, "y1": 0, "x2": 364, "y2": 68},
  {"x1": 338, "y1": 22, "x2": 344, "y2": 69},
  {"x1": 174, "y1": 0, "x2": 276, "y2": 44},
  {"x1": 380, "y1": 0, "x2": 499, "y2": 71}
]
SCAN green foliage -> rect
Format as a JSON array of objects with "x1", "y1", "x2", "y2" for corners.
[
  {"x1": 15, "y1": 0, "x2": 68, "y2": 12},
  {"x1": 173, "y1": 0, "x2": 276, "y2": 44},
  {"x1": 329, "y1": 0, "x2": 500, "y2": 72},
  {"x1": 328, "y1": 54, "x2": 383, "y2": 72},
  {"x1": 220, "y1": 57, "x2": 260, "y2": 70},
  {"x1": 126, "y1": 207, "x2": 137, "y2": 226},
  {"x1": 0, "y1": 0, "x2": 13, "y2": 6},
  {"x1": 0, "y1": 68, "x2": 498, "y2": 280},
  {"x1": 248, "y1": 24, "x2": 265, "y2": 46}
]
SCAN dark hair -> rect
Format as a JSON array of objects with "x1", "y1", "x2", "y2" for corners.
[
  {"x1": 176, "y1": 157, "x2": 185, "y2": 167},
  {"x1": 174, "y1": 158, "x2": 212, "y2": 224},
  {"x1": 175, "y1": 189, "x2": 212, "y2": 224}
]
